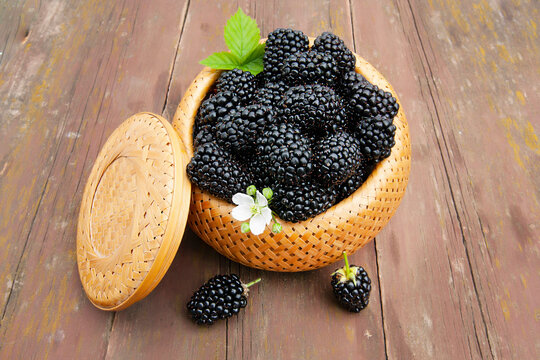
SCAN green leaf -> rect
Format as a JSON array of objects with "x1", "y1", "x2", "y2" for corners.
[
  {"x1": 237, "y1": 43, "x2": 265, "y2": 74},
  {"x1": 200, "y1": 51, "x2": 241, "y2": 70},
  {"x1": 224, "y1": 8, "x2": 260, "y2": 62}
]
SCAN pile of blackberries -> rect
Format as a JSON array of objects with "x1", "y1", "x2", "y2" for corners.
[{"x1": 187, "y1": 29, "x2": 399, "y2": 223}]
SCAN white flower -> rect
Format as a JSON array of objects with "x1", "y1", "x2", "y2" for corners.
[{"x1": 232, "y1": 191, "x2": 272, "y2": 235}]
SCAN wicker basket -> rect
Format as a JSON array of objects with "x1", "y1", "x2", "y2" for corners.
[{"x1": 173, "y1": 46, "x2": 411, "y2": 272}]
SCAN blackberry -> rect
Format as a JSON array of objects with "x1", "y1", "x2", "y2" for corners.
[
  {"x1": 331, "y1": 252, "x2": 371, "y2": 313},
  {"x1": 313, "y1": 131, "x2": 363, "y2": 186},
  {"x1": 186, "y1": 141, "x2": 253, "y2": 201},
  {"x1": 254, "y1": 81, "x2": 289, "y2": 110},
  {"x1": 281, "y1": 51, "x2": 339, "y2": 86},
  {"x1": 263, "y1": 28, "x2": 309, "y2": 81},
  {"x1": 278, "y1": 84, "x2": 346, "y2": 135},
  {"x1": 216, "y1": 69, "x2": 257, "y2": 103},
  {"x1": 215, "y1": 104, "x2": 272, "y2": 153},
  {"x1": 335, "y1": 160, "x2": 375, "y2": 201},
  {"x1": 348, "y1": 82, "x2": 399, "y2": 119},
  {"x1": 256, "y1": 122, "x2": 313, "y2": 184},
  {"x1": 187, "y1": 274, "x2": 261, "y2": 325},
  {"x1": 339, "y1": 70, "x2": 368, "y2": 97},
  {"x1": 193, "y1": 123, "x2": 215, "y2": 148},
  {"x1": 197, "y1": 91, "x2": 240, "y2": 126},
  {"x1": 354, "y1": 114, "x2": 396, "y2": 161},
  {"x1": 312, "y1": 32, "x2": 356, "y2": 74},
  {"x1": 271, "y1": 179, "x2": 337, "y2": 222}
]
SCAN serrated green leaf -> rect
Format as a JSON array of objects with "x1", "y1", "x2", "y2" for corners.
[
  {"x1": 200, "y1": 51, "x2": 241, "y2": 70},
  {"x1": 237, "y1": 43, "x2": 265, "y2": 75},
  {"x1": 224, "y1": 8, "x2": 260, "y2": 62}
]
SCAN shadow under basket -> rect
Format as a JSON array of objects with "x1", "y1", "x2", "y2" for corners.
[{"x1": 173, "y1": 52, "x2": 411, "y2": 272}]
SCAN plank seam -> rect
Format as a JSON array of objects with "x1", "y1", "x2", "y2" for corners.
[
  {"x1": 400, "y1": 0, "x2": 496, "y2": 358},
  {"x1": 374, "y1": 240, "x2": 389, "y2": 360},
  {"x1": 102, "y1": 312, "x2": 117, "y2": 360},
  {"x1": 162, "y1": 0, "x2": 191, "y2": 115}
]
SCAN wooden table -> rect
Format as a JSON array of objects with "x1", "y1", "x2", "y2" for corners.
[{"x1": 0, "y1": 1, "x2": 538, "y2": 359}]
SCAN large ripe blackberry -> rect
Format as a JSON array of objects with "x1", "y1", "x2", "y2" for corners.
[
  {"x1": 278, "y1": 84, "x2": 346, "y2": 135},
  {"x1": 339, "y1": 70, "x2": 368, "y2": 97},
  {"x1": 254, "y1": 81, "x2": 289, "y2": 110},
  {"x1": 263, "y1": 28, "x2": 309, "y2": 81},
  {"x1": 348, "y1": 82, "x2": 399, "y2": 119},
  {"x1": 331, "y1": 252, "x2": 371, "y2": 313},
  {"x1": 197, "y1": 91, "x2": 240, "y2": 126},
  {"x1": 281, "y1": 51, "x2": 339, "y2": 86},
  {"x1": 336, "y1": 161, "x2": 375, "y2": 201},
  {"x1": 354, "y1": 114, "x2": 397, "y2": 161},
  {"x1": 312, "y1": 32, "x2": 356, "y2": 74},
  {"x1": 193, "y1": 123, "x2": 215, "y2": 148},
  {"x1": 215, "y1": 104, "x2": 272, "y2": 153},
  {"x1": 313, "y1": 131, "x2": 363, "y2": 186},
  {"x1": 256, "y1": 122, "x2": 313, "y2": 184},
  {"x1": 271, "y1": 179, "x2": 337, "y2": 222},
  {"x1": 187, "y1": 274, "x2": 261, "y2": 325},
  {"x1": 186, "y1": 141, "x2": 253, "y2": 201},
  {"x1": 216, "y1": 69, "x2": 257, "y2": 103}
]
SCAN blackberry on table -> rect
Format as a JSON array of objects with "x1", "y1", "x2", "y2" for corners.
[
  {"x1": 271, "y1": 179, "x2": 337, "y2": 222},
  {"x1": 354, "y1": 114, "x2": 396, "y2": 162},
  {"x1": 215, "y1": 104, "x2": 272, "y2": 153},
  {"x1": 312, "y1": 32, "x2": 356, "y2": 74},
  {"x1": 331, "y1": 252, "x2": 371, "y2": 313},
  {"x1": 313, "y1": 131, "x2": 363, "y2": 186},
  {"x1": 278, "y1": 84, "x2": 346, "y2": 135},
  {"x1": 197, "y1": 91, "x2": 240, "y2": 126},
  {"x1": 186, "y1": 141, "x2": 253, "y2": 201},
  {"x1": 187, "y1": 274, "x2": 261, "y2": 325},
  {"x1": 348, "y1": 82, "x2": 399, "y2": 119},
  {"x1": 263, "y1": 28, "x2": 309, "y2": 82},
  {"x1": 281, "y1": 51, "x2": 339, "y2": 86},
  {"x1": 256, "y1": 122, "x2": 313, "y2": 184},
  {"x1": 216, "y1": 69, "x2": 257, "y2": 103}
]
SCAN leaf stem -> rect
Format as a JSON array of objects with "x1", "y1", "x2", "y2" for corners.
[{"x1": 245, "y1": 278, "x2": 261, "y2": 288}]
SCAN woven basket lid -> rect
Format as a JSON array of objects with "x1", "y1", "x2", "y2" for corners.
[{"x1": 76, "y1": 112, "x2": 191, "y2": 311}]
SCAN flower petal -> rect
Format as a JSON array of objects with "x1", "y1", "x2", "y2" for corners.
[
  {"x1": 233, "y1": 193, "x2": 255, "y2": 206},
  {"x1": 255, "y1": 191, "x2": 268, "y2": 207},
  {"x1": 231, "y1": 204, "x2": 252, "y2": 221},
  {"x1": 261, "y1": 206, "x2": 272, "y2": 225},
  {"x1": 250, "y1": 214, "x2": 267, "y2": 235}
]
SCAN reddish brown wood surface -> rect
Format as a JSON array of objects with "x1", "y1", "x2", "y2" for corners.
[{"x1": 0, "y1": 0, "x2": 538, "y2": 359}]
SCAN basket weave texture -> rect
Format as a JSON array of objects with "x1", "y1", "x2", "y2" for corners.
[
  {"x1": 173, "y1": 49, "x2": 411, "y2": 272},
  {"x1": 77, "y1": 113, "x2": 190, "y2": 310}
]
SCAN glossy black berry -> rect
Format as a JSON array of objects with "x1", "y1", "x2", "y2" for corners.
[
  {"x1": 254, "y1": 81, "x2": 290, "y2": 111},
  {"x1": 312, "y1": 32, "x2": 356, "y2": 74},
  {"x1": 193, "y1": 123, "x2": 215, "y2": 148},
  {"x1": 197, "y1": 91, "x2": 240, "y2": 126},
  {"x1": 281, "y1": 51, "x2": 339, "y2": 86},
  {"x1": 339, "y1": 70, "x2": 368, "y2": 97},
  {"x1": 354, "y1": 114, "x2": 396, "y2": 161},
  {"x1": 187, "y1": 274, "x2": 260, "y2": 325},
  {"x1": 313, "y1": 131, "x2": 363, "y2": 186},
  {"x1": 331, "y1": 253, "x2": 371, "y2": 312},
  {"x1": 263, "y1": 28, "x2": 309, "y2": 81},
  {"x1": 216, "y1": 69, "x2": 257, "y2": 103},
  {"x1": 186, "y1": 141, "x2": 253, "y2": 201},
  {"x1": 215, "y1": 104, "x2": 273, "y2": 153},
  {"x1": 348, "y1": 82, "x2": 399, "y2": 119},
  {"x1": 336, "y1": 160, "x2": 375, "y2": 201}
]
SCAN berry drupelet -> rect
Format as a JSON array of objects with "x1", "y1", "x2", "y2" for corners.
[
  {"x1": 215, "y1": 104, "x2": 273, "y2": 153},
  {"x1": 271, "y1": 179, "x2": 337, "y2": 222},
  {"x1": 187, "y1": 275, "x2": 261, "y2": 325},
  {"x1": 281, "y1": 51, "x2": 339, "y2": 86},
  {"x1": 263, "y1": 28, "x2": 309, "y2": 82},
  {"x1": 256, "y1": 122, "x2": 313, "y2": 184},
  {"x1": 216, "y1": 69, "x2": 257, "y2": 103},
  {"x1": 186, "y1": 141, "x2": 253, "y2": 201},
  {"x1": 335, "y1": 160, "x2": 375, "y2": 201},
  {"x1": 331, "y1": 252, "x2": 371, "y2": 313},
  {"x1": 197, "y1": 91, "x2": 240, "y2": 126},
  {"x1": 193, "y1": 123, "x2": 215, "y2": 148},
  {"x1": 354, "y1": 114, "x2": 397, "y2": 162},
  {"x1": 311, "y1": 32, "x2": 356, "y2": 74},
  {"x1": 348, "y1": 81, "x2": 399, "y2": 119},
  {"x1": 339, "y1": 70, "x2": 368, "y2": 97},
  {"x1": 254, "y1": 81, "x2": 290, "y2": 111},
  {"x1": 313, "y1": 131, "x2": 363, "y2": 186},
  {"x1": 278, "y1": 84, "x2": 346, "y2": 135}
]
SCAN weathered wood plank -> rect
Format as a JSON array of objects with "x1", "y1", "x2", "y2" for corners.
[{"x1": 0, "y1": 0, "x2": 189, "y2": 358}]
